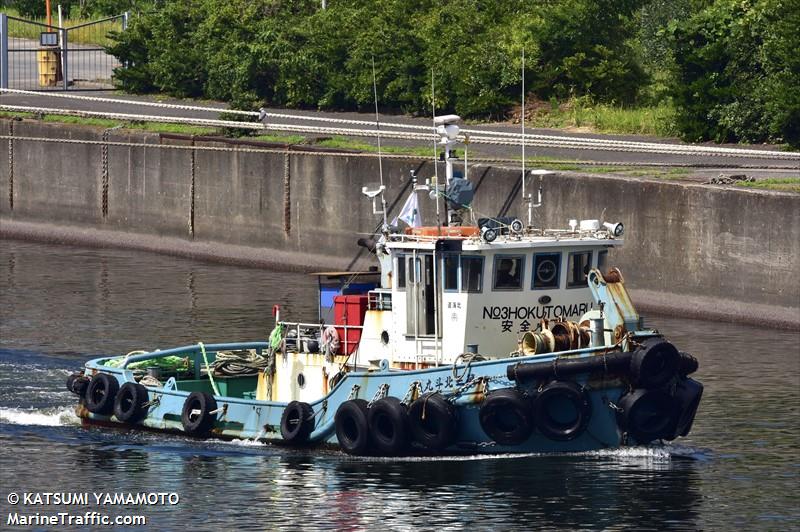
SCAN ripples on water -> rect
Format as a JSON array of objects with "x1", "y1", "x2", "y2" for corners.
[{"x1": 1, "y1": 240, "x2": 798, "y2": 530}]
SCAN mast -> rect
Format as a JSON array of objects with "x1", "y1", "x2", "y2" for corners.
[
  {"x1": 372, "y1": 57, "x2": 388, "y2": 228},
  {"x1": 431, "y1": 69, "x2": 442, "y2": 229},
  {"x1": 521, "y1": 48, "x2": 527, "y2": 225}
]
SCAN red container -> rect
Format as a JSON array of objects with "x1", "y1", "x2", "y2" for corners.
[{"x1": 333, "y1": 295, "x2": 368, "y2": 354}]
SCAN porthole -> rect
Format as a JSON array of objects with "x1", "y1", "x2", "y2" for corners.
[
  {"x1": 536, "y1": 259, "x2": 558, "y2": 283},
  {"x1": 297, "y1": 373, "x2": 306, "y2": 389},
  {"x1": 532, "y1": 252, "x2": 561, "y2": 289},
  {"x1": 380, "y1": 330, "x2": 390, "y2": 345}
]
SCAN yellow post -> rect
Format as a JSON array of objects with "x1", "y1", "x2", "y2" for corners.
[{"x1": 37, "y1": 48, "x2": 61, "y2": 87}]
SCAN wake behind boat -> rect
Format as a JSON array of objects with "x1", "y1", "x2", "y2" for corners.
[{"x1": 67, "y1": 115, "x2": 702, "y2": 456}]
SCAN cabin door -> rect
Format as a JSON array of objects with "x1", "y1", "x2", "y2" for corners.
[{"x1": 406, "y1": 253, "x2": 436, "y2": 336}]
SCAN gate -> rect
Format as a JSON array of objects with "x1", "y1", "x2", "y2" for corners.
[{"x1": 0, "y1": 12, "x2": 127, "y2": 90}]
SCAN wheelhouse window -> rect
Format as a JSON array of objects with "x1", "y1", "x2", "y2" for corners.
[
  {"x1": 441, "y1": 255, "x2": 484, "y2": 292},
  {"x1": 493, "y1": 255, "x2": 525, "y2": 290},
  {"x1": 567, "y1": 251, "x2": 592, "y2": 288},
  {"x1": 396, "y1": 255, "x2": 406, "y2": 290},
  {"x1": 597, "y1": 250, "x2": 609, "y2": 274},
  {"x1": 532, "y1": 252, "x2": 561, "y2": 289},
  {"x1": 461, "y1": 256, "x2": 484, "y2": 293},
  {"x1": 443, "y1": 254, "x2": 459, "y2": 291}
]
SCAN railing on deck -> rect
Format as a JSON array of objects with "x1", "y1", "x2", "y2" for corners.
[{"x1": 279, "y1": 321, "x2": 364, "y2": 368}]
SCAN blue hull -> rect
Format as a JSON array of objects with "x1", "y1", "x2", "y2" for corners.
[{"x1": 73, "y1": 341, "x2": 681, "y2": 454}]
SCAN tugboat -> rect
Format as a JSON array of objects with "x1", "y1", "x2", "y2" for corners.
[{"x1": 67, "y1": 115, "x2": 702, "y2": 455}]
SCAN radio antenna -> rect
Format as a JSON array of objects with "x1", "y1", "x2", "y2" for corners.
[
  {"x1": 431, "y1": 69, "x2": 441, "y2": 226},
  {"x1": 521, "y1": 48, "x2": 529, "y2": 226},
  {"x1": 371, "y1": 56, "x2": 388, "y2": 227}
]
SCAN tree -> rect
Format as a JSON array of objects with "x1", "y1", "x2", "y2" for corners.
[{"x1": 668, "y1": 0, "x2": 800, "y2": 146}]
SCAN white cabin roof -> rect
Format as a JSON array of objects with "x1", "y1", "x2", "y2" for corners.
[{"x1": 384, "y1": 233, "x2": 622, "y2": 252}]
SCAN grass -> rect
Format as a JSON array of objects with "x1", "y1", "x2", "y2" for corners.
[
  {"x1": 515, "y1": 97, "x2": 679, "y2": 138},
  {"x1": 4, "y1": 8, "x2": 123, "y2": 47},
  {"x1": 251, "y1": 133, "x2": 307, "y2": 144},
  {"x1": 315, "y1": 135, "x2": 433, "y2": 157},
  {"x1": 735, "y1": 178, "x2": 800, "y2": 193},
  {"x1": 0, "y1": 110, "x2": 216, "y2": 136}
]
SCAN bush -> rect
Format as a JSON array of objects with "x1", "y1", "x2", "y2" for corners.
[
  {"x1": 668, "y1": 0, "x2": 800, "y2": 146},
  {"x1": 107, "y1": 0, "x2": 650, "y2": 118}
]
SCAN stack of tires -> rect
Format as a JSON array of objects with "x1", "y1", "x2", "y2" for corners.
[
  {"x1": 281, "y1": 393, "x2": 459, "y2": 456},
  {"x1": 66, "y1": 372, "x2": 165, "y2": 429},
  {"x1": 615, "y1": 338, "x2": 703, "y2": 444},
  {"x1": 489, "y1": 338, "x2": 703, "y2": 446}
]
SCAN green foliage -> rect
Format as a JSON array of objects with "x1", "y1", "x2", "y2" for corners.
[
  {"x1": 107, "y1": 0, "x2": 650, "y2": 118},
  {"x1": 668, "y1": 0, "x2": 800, "y2": 146},
  {"x1": 532, "y1": 0, "x2": 648, "y2": 103}
]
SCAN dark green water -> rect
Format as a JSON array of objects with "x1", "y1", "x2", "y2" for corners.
[{"x1": 1, "y1": 240, "x2": 798, "y2": 530}]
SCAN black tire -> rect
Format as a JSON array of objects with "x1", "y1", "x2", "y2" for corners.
[
  {"x1": 368, "y1": 397, "x2": 410, "y2": 456},
  {"x1": 479, "y1": 388, "x2": 534, "y2": 445},
  {"x1": 532, "y1": 380, "x2": 591, "y2": 441},
  {"x1": 665, "y1": 378, "x2": 704, "y2": 440},
  {"x1": 280, "y1": 401, "x2": 315, "y2": 444},
  {"x1": 181, "y1": 391, "x2": 218, "y2": 436},
  {"x1": 408, "y1": 393, "x2": 457, "y2": 451},
  {"x1": 335, "y1": 399, "x2": 371, "y2": 455},
  {"x1": 616, "y1": 389, "x2": 676, "y2": 444},
  {"x1": 84, "y1": 373, "x2": 119, "y2": 415},
  {"x1": 678, "y1": 351, "x2": 700, "y2": 377},
  {"x1": 630, "y1": 339, "x2": 680, "y2": 389},
  {"x1": 113, "y1": 382, "x2": 150, "y2": 424},
  {"x1": 66, "y1": 373, "x2": 90, "y2": 397}
]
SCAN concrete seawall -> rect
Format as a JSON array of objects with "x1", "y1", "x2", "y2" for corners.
[{"x1": 1, "y1": 119, "x2": 798, "y2": 328}]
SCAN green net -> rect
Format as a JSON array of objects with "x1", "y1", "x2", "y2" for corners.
[{"x1": 103, "y1": 355, "x2": 193, "y2": 371}]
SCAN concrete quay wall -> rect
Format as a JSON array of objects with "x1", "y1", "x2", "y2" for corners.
[{"x1": 1, "y1": 119, "x2": 797, "y2": 327}]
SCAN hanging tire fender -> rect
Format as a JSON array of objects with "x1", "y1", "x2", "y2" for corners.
[
  {"x1": 666, "y1": 378, "x2": 704, "y2": 440},
  {"x1": 532, "y1": 380, "x2": 592, "y2": 441},
  {"x1": 408, "y1": 392, "x2": 458, "y2": 451},
  {"x1": 630, "y1": 338, "x2": 680, "y2": 389},
  {"x1": 181, "y1": 391, "x2": 218, "y2": 436},
  {"x1": 368, "y1": 397, "x2": 410, "y2": 456},
  {"x1": 335, "y1": 399, "x2": 371, "y2": 455},
  {"x1": 84, "y1": 373, "x2": 119, "y2": 415},
  {"x1": 616, "y1": 388, "x2": 677, "y2": 444},
  {"x1": 113, "y1": 382, "x2": 150, "y2": 424},
  {"x1": 479, "y1": 388, "x2": 534, "y2": 446},
  {"x1": 280, "y1": 401, "x2": 315, "y2": 444},
  {"x1": 66, "y1": 373, "x2": 90, "y2": 397}
]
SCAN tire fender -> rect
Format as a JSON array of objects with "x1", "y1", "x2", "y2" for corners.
[
  {"x1": 616, "y1": 388, "x2": 676, "y2": 444},
  {"x1": 181, "y1": 391, "x2": 218, "y2": 436},
  {"x1": 84, "y1": 373, "x2": 119, "y2": 415},
  {"x1": 113, "y1": 382, "x2": 150, "y2": 424},
  {"x1": 335, "y1": 399, "x2": 371, "y2": 455},
  {"x1": 280, "y1": 401, "x2": 315, "y2": 444},
  {"x1": 368, "y1": 397, "x2": 410, "y2": 456},
  {"x1": 408, "y1": 393, "x2": 457, "y2": 452},
  {"x1": 479, "y1": 388, "x2": 534, "y2": 445},
  {"x1": 630, "y1": 339, "x2": 680, "y2": 389},
  {"x1": 532, "y1": 380, "x2": 592, "y2": 441}
]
